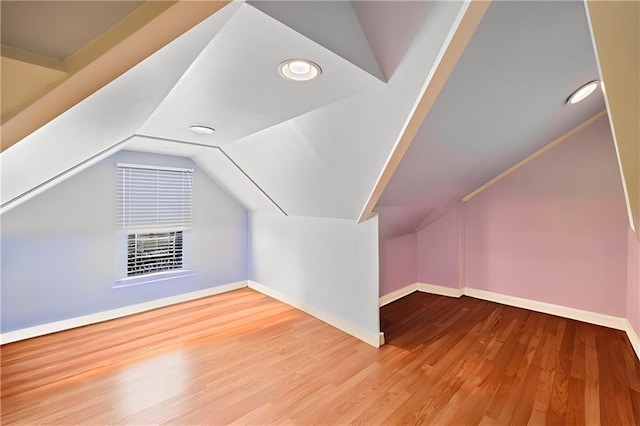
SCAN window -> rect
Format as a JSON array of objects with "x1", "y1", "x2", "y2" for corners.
[
  {"x1": 127, "y1": 231, "x2": 183, "y2": 277},
  {"x1": 116, "y1": 163, "x2": 193, "y2": 283}
]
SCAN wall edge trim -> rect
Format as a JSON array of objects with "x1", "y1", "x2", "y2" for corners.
[
  {"x1": 248, "y1": 280, "x2": 380, "y2": 348},
  {"x1": 463, "y1": 110, "x2": 608, "y2": 202},
  {"x1": 0, "y1": 280, "x2": 248, "y2": 345},
  {"x1": 357, "y1": 0, "x2": 492, "y2": 223}
]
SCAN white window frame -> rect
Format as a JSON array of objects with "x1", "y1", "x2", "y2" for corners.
[{"x1": 114, "y1": 163, "x2": 194, "y2": 288}]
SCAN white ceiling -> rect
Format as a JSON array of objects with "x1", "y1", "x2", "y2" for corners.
[
  {"x1": 137, "y1": 4, "x2": 383, "y2": 147},
  {"x1": 123, "y1": 136, "x2": 283, "y2": 215},
  {"x1": 377, "y1": 0, "x2": 605, "y2": 237},
  {"x1": 1, "y1": 1, "x2": 606, "y2": 234},
  {"x1": 1, "y1": 0, "x2": 467, "y2": 219},
  {"x1": 0, "y1": 2, "x2": 243, "y2": 207},
  {"x1": 248, "y1": 0, "x2": 384, "y2": 81},
  {"x1": 350, "y1": 1, "x2": 434, "y2": 81}
]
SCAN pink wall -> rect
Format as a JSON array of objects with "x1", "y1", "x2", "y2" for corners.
[
  {"x1": 417, "y1": 206, "x2": 459, "y2": 288},
  {"x1": 628, "y1": 229, "x2": 640, "y2": 336},
  {"x1": 464, "y1": 117, "x2": 629, "y2": 317},
  {"x1": 379, "y1": 233, "x2": 417, "y2": 296}
]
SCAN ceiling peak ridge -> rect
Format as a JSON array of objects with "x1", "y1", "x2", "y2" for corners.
[
  {"x1": 359, "y1": 0, "x2": 492, "y2": 224},
  {"x1": 247, "y1": 1, "x2": 384, "y2": 82},
  {"x1": 135, "y1": 2, "x2": 243, "y2": 136},
  {"x1": 225, "y1": 88, "x2": 369, "y2": 148}
]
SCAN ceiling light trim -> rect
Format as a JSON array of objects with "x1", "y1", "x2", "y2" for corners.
[
  {"x1": 278, "y1": 58, "x2": 321, "y2": 81},
  {"x1": 189, "y1": 125, "x2": 215, "y2": 134},
  {"x1": 566, "y1": 80, "x2": 599, "y2": 104}
]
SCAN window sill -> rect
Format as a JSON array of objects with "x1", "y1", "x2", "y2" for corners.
[{"x1": 112, "y1": 269, "x2": 195, "y2": 289}]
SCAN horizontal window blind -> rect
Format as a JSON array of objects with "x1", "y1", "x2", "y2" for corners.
[{"x1": 117, "y1": 164, "x2": 193, "y2": 231}]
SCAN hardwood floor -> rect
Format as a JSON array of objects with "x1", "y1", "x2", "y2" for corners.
[{"x1": 2, "y1": 289, "x2": 639, "y2": 425}]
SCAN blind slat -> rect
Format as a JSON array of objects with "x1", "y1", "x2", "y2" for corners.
[{"x1": 117, "y1": 165, "x2": 193, "y2": 230}]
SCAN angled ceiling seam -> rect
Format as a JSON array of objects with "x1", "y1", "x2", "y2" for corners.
[
  {"x1": 133, "y1": 2, "x2": 243, "y2": 137},
  {"x1": 247, "y1": 0, "x2": 385, "y2": 82},
  {"x1": 463, "y1": 109, "x2": 608, "y2": 202},
  {"x1": 133, "y1": 134, "x2": 288, "y2": 216},
  {"x1": 374, "y1": 0, "x2": 607, "y2": 239},
  {"x1": 0, "y1": 135, "x2": 134, "y2": 213},
  {"x1": 1, "y1": 43, "x2": 68, "y2": 72},
  {"x1": 0, "y1": 0, "x2": 231, "y2": 152},
  {"x1": 358, "y1": 0, "x2": 491, "y2": 224},
  {"x1": 138, "y1": 2, "x2": 386, "y2": 148},
  {"x1": 0, "y1": 131, "x2": 288, "y2": 216}
]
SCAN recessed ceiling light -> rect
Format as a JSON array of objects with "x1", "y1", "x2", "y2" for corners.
[
  {"x1": 189, "y1": 125, "x2": 215, "y2": 134},
  {"x1": 566, "y1": 80, "x2": 599, "y2": 104},
  {"x1": 278, "y1": 59, "x2": 321, "y2": 82}
]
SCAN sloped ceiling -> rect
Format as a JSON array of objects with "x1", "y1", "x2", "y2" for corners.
[
  {"x1": 1, "y1": 1, "x2": 615, "y2": 237},
  {"x1": 248, "y1": 0, "x2": 384, "y2": 81},
  {"x1": 1, "y1": 0, "x2": 144, "y2": 126},
  {"x1": 0, "y1": 2, "x2": 242, "y2": 206},
  {"x1": 0, "y1": 1, "x2": 231, "y2": 149},
  {"x1": 1, "y1": 0, "x2": 468, "y2": 220},
  {"x1": 351, "y1": 1, "x2": 434, "y2": 81},
  {"x1": 137, "y1": 4, "x2": 382, "y2": 147},
  {"x1": 1, "y1": 1, "x2": 143, "y2": 59},
  {"x1": 377, "y1": 1, "x2": 606, "y2": 238}
]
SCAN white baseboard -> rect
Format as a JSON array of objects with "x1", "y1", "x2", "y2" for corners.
[
  {"x1": 248, "y1": 280, "x2": 380, "y2": 348},
  {"x1": 463, "y1": 287, "x2": 628, "y2": 331},
  {"x1": 379, "y1": 283, "x2": 418, "y2": 307},
  {"x1": 417, "y1": 283, "x2": 464, "y2": 298},
  {"x1": 379, "y1": 283, "x2": 463, "y2": 307},
  {"x1": 1, "y1": 281, "x2": 248, "y2": 345},
  {"x1": 626, "y1": 320, "x2": 640, "y2": 361}
]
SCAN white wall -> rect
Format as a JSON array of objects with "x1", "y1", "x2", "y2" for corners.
[
  {"x1": 1, "y1": 150, "x2": 248, "y2": 333},
  {"x1": 249, "y1": 213, "x2": 380, "y2": 345}
]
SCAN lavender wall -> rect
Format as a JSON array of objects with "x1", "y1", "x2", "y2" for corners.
[
  {"x1": 464, "y1": 117, "x2": 629, "y2": 317},
  {"x1": 628, "y1": 230, "x2": 640, "y2": 336},
  {"x1": 1, "y1": 150, "x2": 248, "y2": 333},
  {"x1": 379, "y1": 233, "x2": 416, "y2": 296},
  {"x1": 416, "y1": 207, "x2": 459, "y2": 288}
]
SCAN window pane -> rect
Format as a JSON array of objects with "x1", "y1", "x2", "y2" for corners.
[{"x1": 127, "y1": 231, "x2": 183, "y2": 276}]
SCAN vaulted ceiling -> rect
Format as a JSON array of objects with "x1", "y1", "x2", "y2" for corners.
[
  {"x1": 377, "y1": 0, "x2": 606, "y2": 238},
  {"x1": 0, "y1": 0, "x2": 467, "y2": 219},
  {"x1": 1, "y1": 1, "x2": 637, "y2": 240}
]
